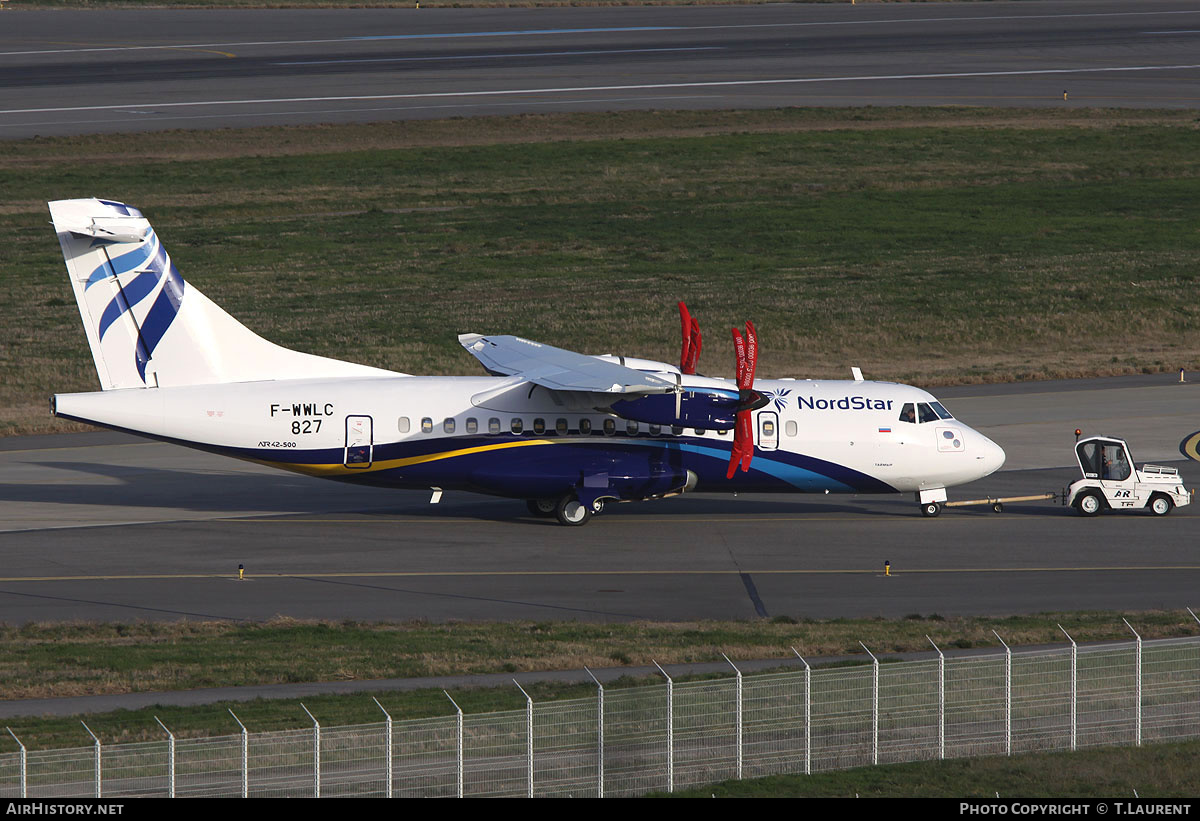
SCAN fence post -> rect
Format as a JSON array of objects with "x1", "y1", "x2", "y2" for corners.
[
  {"x1": 653, "y1": 661, "x2": 674, "y2": 793},
  {"x1": 791, "y1": 649, "x2": 811, "y2": 775},
  {"x1": 1123, "y1": 619, "x2": 1142, "y2": 746},
  {"x1": 373, "y1": 698, "x2": 393, "y2": 798},
  {"x1": 1059, "y1": 625, "x2": 1077, "y2": 751},
  {"x1": 6, "y1": 728, "x2": 25, "y2": 799},
  {"x1": 928, "y1": 636, "x2": 945, "y2": 760},
  {"x1": 81, "y1": 722, "x2": 101, "y2": 798},
  {"x1": 514, "y1": 681, "x2": 534, "y2": 798},
  {"x1": 301, "y1": 704, "x2": 320, "y2": 798},
  {"x1": 444, "y1": 692, "x2": 463, "y2": 798},
  {"x1": 155, "y1": 717, "x2": 175, "y2": 798},
  {"x1": 993, "y1": 631, "x2": 1012, "y2": 756},
  {"x1": 860, "y1": 643, "x2": 879, "y2": 766},
  {"x1": 229, "y1": 710, "x2": 248, "y2": 798},
  {"x1": 585, "y1": 668, "x2": 604, "y2": 798},
  {"x1": 722, "y1": 654, "x2": 743, "y2": 780}
]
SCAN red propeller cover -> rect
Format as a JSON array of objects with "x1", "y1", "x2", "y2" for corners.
[
  {"x1": 726, "y1": 322, "x2": 759, "y2": 478},
  {"x1": 678, "y1": 302, "x2": 702, "y2": 375}
]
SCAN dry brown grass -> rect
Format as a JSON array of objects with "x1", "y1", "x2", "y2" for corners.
[{"x1": 3, "y1": 611, "x2": 1197, "y2": 700}]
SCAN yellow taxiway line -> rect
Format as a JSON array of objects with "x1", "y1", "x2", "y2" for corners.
[{"x1": 1, "y1": 566, "x2": 1198, "y2": 583}]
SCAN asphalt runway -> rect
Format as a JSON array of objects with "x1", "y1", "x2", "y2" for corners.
[
  {"x1": 4, "y1": 0, "x2": 1200, "y2": 137},
  {"x1": 0, "y1": 374, "x2": 1196, "y2": 624}
]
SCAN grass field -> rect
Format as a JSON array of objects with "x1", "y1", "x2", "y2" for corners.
[
  {"x1": 655, "y1": 742, "x2": 1200, "y2": 797},
  {"x1": 2, "y1": 609, "x2": 1197, "y2": 743},
  {"x1": 2, "y1": 610, "x2": 1199, "y2": 798},
  {"x1": 5, "y1": 107, "x2": 1200, "y2": 436}
]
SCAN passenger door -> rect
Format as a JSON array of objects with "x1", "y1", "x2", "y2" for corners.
[{"x1": 344, "y1": 415, "x2": 373, "y2": 469}]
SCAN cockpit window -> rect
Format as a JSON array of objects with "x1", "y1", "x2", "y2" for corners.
[
  {"x1": 930, "y1": 401, "x2": 954, "y2": 420},
  {"x1": 898, "y1": 403, "x2": 916, "y2": 424},
  {"x1": 918, "y1": 403, "x2": 939, "y2": 423}
]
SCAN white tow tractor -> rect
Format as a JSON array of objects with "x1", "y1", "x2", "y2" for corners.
[{"x1": 1067, "y1": 435, "x2": 1191, "y2": 517}]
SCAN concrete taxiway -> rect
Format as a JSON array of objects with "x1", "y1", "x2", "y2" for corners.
[{"x1": 0, "y1": 375, "x2": 1196, "y2": 625}]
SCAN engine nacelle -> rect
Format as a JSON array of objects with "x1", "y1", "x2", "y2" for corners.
[{"x1": 609, "y1": 391, "x2": 739, "y2": 430}]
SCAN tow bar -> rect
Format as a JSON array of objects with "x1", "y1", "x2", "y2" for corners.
[{"x1": 942, "y1": 493, "x2": 1057, "y2": 513}]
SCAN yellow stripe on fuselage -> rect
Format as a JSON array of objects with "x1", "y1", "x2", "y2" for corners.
[{"x1": 259, "y1": 438, "x2": 557, "y2": 477}]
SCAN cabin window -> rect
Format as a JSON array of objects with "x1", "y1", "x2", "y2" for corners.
[
  {"x1": 397, "y1": 417, "x2": 411, "y2": 434},
  {"x1": 533, "y1": 418, "x2": 546, "y2": 435},
  {"x1": 649, "y1": 424, "x2": 661, "y2": 436},
  {"x1": 761, "y1": 419, "x2": 776, "y2": 438},
  {"x1": 671, "y1": 425, "x2": 684, "y2": 436},
  {"x1": 443, "y1": 418, "x2": 456, "y2": 434},
  {"x1": 556, "y1": 418, "x2": 569, "y2": 435},
  {"x1": 579, "y1": 418, "x2": 592, "y2": 435},
  {"x1": 918, "y1": 403, "x2": 939, "y2": 424},
  {"x1": 898, "y1": 403, "x2": 916, "y2": 424},
  {"x1": 488, "y1": 418, "x2": 501, "y2": 435},
  {"x1": 511, "y1": 418, "x2": 523, "y2": 435},
  {"x1": 627, "y1": 420, "x2": 639, "y2": 435},
  {"x1": 465, "y1": 417, "x2": 478, "y2": 434},
  {"x1": 421, "y1": 417, "x2": 433, "y2": 434},
  {"x1": 694, "y1": 428, "x2": 706, "y2": 436},
  {"x1": 603, "y1": 419, "x2": 616, "y2": 435},
  {"x1": 785, "y1": 420, "x2": 798, "y2": 437}
]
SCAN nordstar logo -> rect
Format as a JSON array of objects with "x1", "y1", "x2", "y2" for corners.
[
  {"x1": 797, "y1": 395, "x2": 894, "y2": 411},
  {"x1": 90, "y1": 228, "x2": 186, "y2": 383},
  {"x1": 763, "y1": 388, "x2": 791, "y2": 411}
]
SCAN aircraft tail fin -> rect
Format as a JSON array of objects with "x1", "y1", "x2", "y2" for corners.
[{"x1": 50, "y1": 198, "x2": 400, "y2": 390}]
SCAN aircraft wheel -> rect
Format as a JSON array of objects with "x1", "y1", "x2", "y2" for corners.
[
  {"x1": 525, "y1": 498, "x2": 556, "y2": 518},
  {"x1": 1149, "y1": 495, "x2": 1174, "y2": 517},
  {"x1": 920, "y1": 502, "x2": 941, "y2": 518},
  {"x1": 555, "y1": 495, "x2": 593, "y2": 527},
  {"x1": 1076, "y1": 491, "x2": 1103, "y2": 517},
  {"x1": 992, "y1": 502, "x2": 1004, "y2": 514}
]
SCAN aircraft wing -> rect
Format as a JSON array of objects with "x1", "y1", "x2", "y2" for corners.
[{"x1": 458, "y1": 333, "x2": 675, "y2": 394}]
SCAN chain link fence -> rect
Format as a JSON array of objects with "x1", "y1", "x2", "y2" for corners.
[{"x1": 3, "y1": 633, "x2": 1199, "y2": 797}]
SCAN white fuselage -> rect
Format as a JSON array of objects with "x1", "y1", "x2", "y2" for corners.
[{"x1": 54, "y1": 372, "x2": 1006, "y2": 499}]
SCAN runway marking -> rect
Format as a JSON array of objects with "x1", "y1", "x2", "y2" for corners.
[
  {"x1": 42, "y1": 40, "x2": 236, "y2": 58},
  {"x1": 1, "y1": 566, "x2": 1198, "y2": 583},
  {"x1": 6, "y1": 63, "x2": 1200, "y2": 117},
  {"x1": 274, "y1": 46, "x2": 723, "y2": 66},
  {"x1": 4, "y1": 9, "x2": 1200, "y2": 57}
]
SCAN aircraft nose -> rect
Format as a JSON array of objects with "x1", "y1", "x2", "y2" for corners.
[{"x1": 975, "y1": 433, "x2": 1006, "y2": 477}]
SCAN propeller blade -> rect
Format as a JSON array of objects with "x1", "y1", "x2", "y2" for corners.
[
  {"x1": 726, "y1": 322, "x2": 759, "y2": 478},
  {"x1": 687, "y1": 316, "x2": 702, "y2": 374},
  {"x1": 742, "y1": 321, "x2": 757, "y2": 390},
  {"x1": 678, "y1": 302, "x2": 693, "y2": 374},
  {"x1": 731, "y1": 327, "x2": 746, "y2": 386},
  {"x1": 738, "y1": 411, "x2": 755, "y2": 472}
]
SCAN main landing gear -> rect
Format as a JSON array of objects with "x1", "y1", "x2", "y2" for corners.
[{"x1": 526, "y1": 495, "x2": 605, "y2": 526}]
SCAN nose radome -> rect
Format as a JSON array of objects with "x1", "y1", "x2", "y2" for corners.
[{"x1": 977, "y1": 434, "x2": 1006, "y2": 476}]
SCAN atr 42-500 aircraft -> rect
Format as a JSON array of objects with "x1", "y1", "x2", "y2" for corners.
[{"x1": 48, "y1": 198, "x2": 1005, "y2": 525}]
